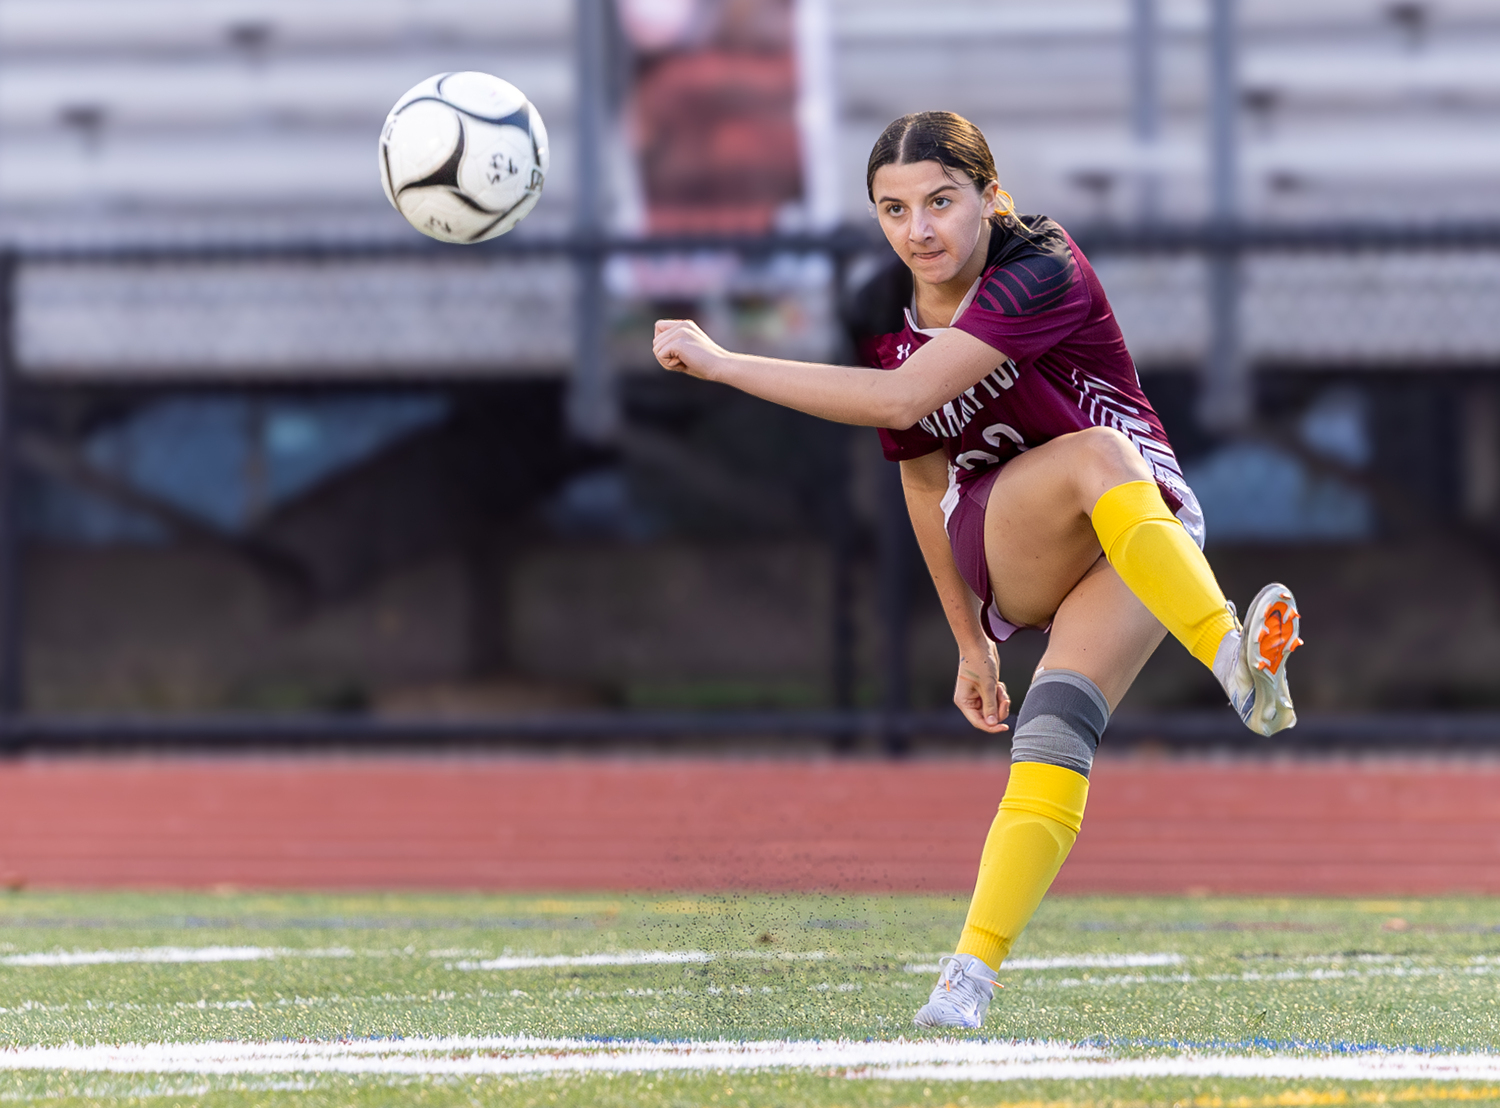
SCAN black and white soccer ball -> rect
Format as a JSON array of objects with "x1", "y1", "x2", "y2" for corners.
[{"x1": 379, "y1": 72, "x2": 550, "y2": 244}]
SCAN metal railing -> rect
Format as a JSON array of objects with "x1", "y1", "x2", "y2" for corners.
[{"x1": 3, "y1": 219, "x2": 1500, "y2": 752}]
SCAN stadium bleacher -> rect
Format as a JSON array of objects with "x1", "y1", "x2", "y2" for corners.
[{"x1": 3, "y1": 1, "x2": 1498, "y2": 374}]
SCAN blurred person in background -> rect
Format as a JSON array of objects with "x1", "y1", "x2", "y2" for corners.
[
  {"x1": 621, "y1": 0, "x2": 802, "y2": 233},
  {"x1": 652, "y1": 111, "x2": 1303, "y2": 1029}
]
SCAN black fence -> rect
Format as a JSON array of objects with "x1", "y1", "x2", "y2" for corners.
[{"x1": 2, "y1": 221, "x2": 1499, "y2": 752}]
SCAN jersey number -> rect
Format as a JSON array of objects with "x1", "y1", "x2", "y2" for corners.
[
  {"x1": 982, "y1": 423, "x2": 1028, "y2": 451},
  {"x1": 954, "y1": 423, "x2": 1028, "y2": 470}
]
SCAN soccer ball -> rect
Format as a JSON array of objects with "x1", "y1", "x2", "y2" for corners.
[{"x1": 379, "y1": 72, "x2": 550, "y2": 244}]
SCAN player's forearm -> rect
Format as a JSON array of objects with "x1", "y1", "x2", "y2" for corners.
[
  {"x1": 917, "y1": 530, "x2": 990, "y2": 659},
  {"x1": 901, "y1": 471, "x2": 990, "y2": 657},
  {"x1": 657, "y1": 319, "x2": 1007, "y2": 429},
  {"x1": 703, "y1": 350, "x2": 926, "y2": 429}
]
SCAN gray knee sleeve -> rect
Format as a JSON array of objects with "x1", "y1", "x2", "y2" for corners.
[{"x1": 1010, "y1": 669, "x2": 1110, "y2": 779}]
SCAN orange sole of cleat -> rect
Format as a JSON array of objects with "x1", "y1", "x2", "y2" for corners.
[{"x1": 1256, "y1": 598, "x2": 1301, "y2": 676}]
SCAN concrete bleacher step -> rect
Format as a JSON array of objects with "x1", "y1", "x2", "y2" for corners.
[
  {"x1": 1, "y1": 0, "x2": 1497, "y2": 228},
  {"x1": 0, "y1": 0, "x2": 568, "y2": 53}
]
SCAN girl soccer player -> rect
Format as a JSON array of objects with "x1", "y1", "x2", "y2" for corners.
[{"x1": 652, "y1": 111, "x2": 1302, "y2": 1029}]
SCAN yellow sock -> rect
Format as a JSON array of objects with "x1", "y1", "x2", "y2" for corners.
[
  {"x1": 956, "y1": 762, "x2": 1089, "y2": 971},
  {"x1": 1090, "y1": 480, "x2": 1238, "y2": 668}
]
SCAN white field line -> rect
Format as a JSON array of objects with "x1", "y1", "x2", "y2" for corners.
[
  {"x1": 0, "y1": 1038, "x2": 1086, "y2": 1077},
  {"x1": 451, "y1": 951, "x2": 831, "y2": 970},
  {"x1": 901, "y1": 953, "x2": 1500, "y2": 990},
  {"x1": 5, "y1": 948, "x2": 1489, "y2": 988},
  {"x1": 1020, "y1": 962, "x2": 1500, "y2": 990},
  {"x1": 0, "y1": 947, "x2": 355, "y2": 968},
  {"x1": 1, "y1": 947, "x2": 737, "y2": 971},
  {"x1": 905, "y1": 953, "x2": 1184, "y2": 974},
  {"x1": 452, "y1": 952, "x2": 712, "y2": 971},
  {"x1": 869, "y1": 1053, "x2": 1500, "y2": 1083},
  {"x1": 0, "y1": 1038, "x2": 1498, "y2": 1082}
]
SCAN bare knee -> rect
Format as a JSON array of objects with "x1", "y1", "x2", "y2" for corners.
[{"x1": 1066, "y1": 427, "x2": 1152, "y2": 502}]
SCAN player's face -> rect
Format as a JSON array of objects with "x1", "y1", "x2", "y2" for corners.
[{"x1": 872, "y1": 160, "x2": 999, "y2": 287}]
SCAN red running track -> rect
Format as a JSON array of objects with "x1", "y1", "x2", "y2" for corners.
[{"x1": 0, "y1": 755, "x2": 1495, "y2": 895}]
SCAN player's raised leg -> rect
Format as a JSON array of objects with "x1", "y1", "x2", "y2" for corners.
[
  {"x1": 985, "y1": 427, "x2": 1301, "y2": 736},
  {"x1": 915, "y1": 561, "x2": 1160, "y2": 1029}
]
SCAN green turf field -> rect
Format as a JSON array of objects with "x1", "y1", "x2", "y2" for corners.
[{"x1": 0, "y1": 890, "x2": 1496, "y2": 1106}]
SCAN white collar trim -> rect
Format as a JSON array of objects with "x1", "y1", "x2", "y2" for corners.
[{"x1": 904, "y1": 271, "x2": 986, "y2": 336}]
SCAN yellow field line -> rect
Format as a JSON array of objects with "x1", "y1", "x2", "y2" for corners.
[{"x1": 913, "y1": 1084, "x2": 1500, "y2": 1108}]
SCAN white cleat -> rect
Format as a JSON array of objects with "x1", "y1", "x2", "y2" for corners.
[
  {"x1": 1225, "y1": 583, "x2": 1303, "y2": 737},
  {"x1": 913, "y1": 953, "x2": 1000, "y2": 1029}
]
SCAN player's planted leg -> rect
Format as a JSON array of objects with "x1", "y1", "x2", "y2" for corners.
[{"x1": 915, "y1": 671, "x2": 1103, "y2": 1029}]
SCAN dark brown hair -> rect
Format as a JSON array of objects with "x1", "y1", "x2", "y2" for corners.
[{"x1": 866, "y1": 111, "x2": 1014, "y2": 224}]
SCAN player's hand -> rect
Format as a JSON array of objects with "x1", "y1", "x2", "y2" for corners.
[
  {"x1": 954, "y1": 643, "x2": 1009, "y2": 734},
  {"x1": 653, "y1": 319, "x2": 727, "y2": 380}
]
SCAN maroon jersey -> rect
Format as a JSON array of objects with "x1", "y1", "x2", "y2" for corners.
[{"x1": 848, "y1": 214, "x2": 1202, "y2": 543}]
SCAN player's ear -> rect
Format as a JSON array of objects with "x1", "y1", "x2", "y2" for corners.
[{"x1": 981, "y1": 180, "x2": 1002, "y2": 219}]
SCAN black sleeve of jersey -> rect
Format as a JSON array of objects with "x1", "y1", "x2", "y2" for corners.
[
  {"x1": 976, "y1": 215, "x2": 1078, "y2": 317},
  {"x1": 841, "y1": 255, "x2": 912, "y2": 353}
]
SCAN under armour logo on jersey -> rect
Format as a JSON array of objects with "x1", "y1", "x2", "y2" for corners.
[{"x1": 896, "y1": 343, "x2": 912, "y2": 361}]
